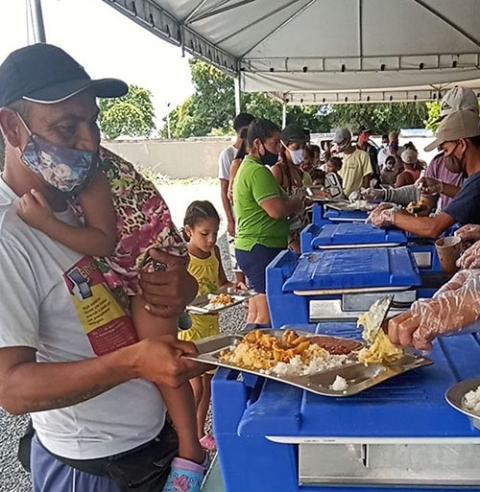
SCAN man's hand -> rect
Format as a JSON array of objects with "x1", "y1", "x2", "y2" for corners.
[
  {"x1": 388, "y1": 270, "x2": 480, "y2": 351},
  {"x1": 139, "y1": 249, "x2": 198, "y2": 317},
  {"x1": 455, "y1": 224, "x2": 480, "y2": 243},
  {"x1": 17, "y1": 189, "x2": 54, "y2": 229},
  {"x1": 388, "y1": 311, "x2": 429, "y2": 350},
  {"x1": 457, "y1": 241, "x2": 480, "y2": 269},
  {"x1": 415, "y1": 176, "x2": 443, "y2": 195},
  {"x1": 227, "y1": 220, "x2": 236, "y2": 237},
  {"x1": 134, "y1": 336, "x2": 208, "y2": 388},
  {"x1": 361, "y1": 188, "x2": 386, "y2": 203},
  {"x1": 367, "y1": 203, "x2": 398, "y2": 228}
]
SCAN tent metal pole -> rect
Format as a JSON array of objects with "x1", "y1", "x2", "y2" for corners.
[
  {"x1": 28, "y1": 0, "x2": 46, "y2": 43},
  {"x1": 234, "y1": 75, "x2": 242, "y2": 115},
  {"x1": 282, "y1": 100, "x2": 287, "y2": 128}
]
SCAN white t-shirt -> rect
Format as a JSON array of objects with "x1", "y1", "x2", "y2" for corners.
[
  {"x1": 378, "y1": 146, "x2": 405, "y2": 169},
  {"x1": 218, "y1": 145, "x2": 237, "y2": 181},
  {"x1": 0, "y1": 179, "x2": 165, "y2": 460}
]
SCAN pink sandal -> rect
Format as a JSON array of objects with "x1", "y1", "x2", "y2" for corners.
[{"x1": 199, "y1": 434, "x2": 216, "y2": 451}]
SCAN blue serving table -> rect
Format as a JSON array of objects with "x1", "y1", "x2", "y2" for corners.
[
  {"x1": 212, "y1": 323, "x2": 480, "y2": 492},
  {"x1": 309, "y1": 203, "x2": 442, "y2": 273},
  {"x1": 301, "y1": 223, "x2": 407, "y2": 252},
  {"x1": 266, "y1": 248, "x2": 428, "y2": 328}
]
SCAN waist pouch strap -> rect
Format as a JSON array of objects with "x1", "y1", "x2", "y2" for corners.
[{"x1": 41, "y1": 422, "x2": 178, "y2": 492}]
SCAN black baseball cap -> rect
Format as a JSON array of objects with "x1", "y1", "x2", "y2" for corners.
[
  {"x1": 357, "y1": 125, "x2": 372, "y2": 134},
  {"x1": 281, "y1": 123, "x2": 308, "y2": 143},
  {"x1": 0, "y1": 43, "x2": 128, "y2": 107}
]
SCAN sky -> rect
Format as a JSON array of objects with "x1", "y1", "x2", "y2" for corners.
[{"x1": 0, "y1": 0, "x2": 194, "y2": 127}]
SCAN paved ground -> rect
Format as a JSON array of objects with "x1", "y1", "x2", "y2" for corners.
[{"x1": 0, "y1": 179, "x2": 245, "y2": 491}]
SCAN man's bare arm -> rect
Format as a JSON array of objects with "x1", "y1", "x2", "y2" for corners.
[
  {"x1": 220, "y1": 179, "x2": 235, "y2": 236},
  {"x1": 0, "y1": 337, "x2": 204, "y2": 415}
]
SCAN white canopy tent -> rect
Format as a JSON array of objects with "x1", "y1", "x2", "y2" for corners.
[{"x1": 101, "y1": 0, "x2": 480, "y2": 104}]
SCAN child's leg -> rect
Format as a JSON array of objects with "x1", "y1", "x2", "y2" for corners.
[
  {"x1": 190, "y1": 376, "x2": 204, "y2": 408},
  {"x1": 246, "y1": 297, "x2": 258, "y2": 324},
  {"x1": 197, "y1": 374, "x2": 213, "y2": 439},
  {"x1": 189, "y1": 376, "x2": 204, "y2": 440},
  {"x1": 131, "y1": 295, "x2": 204, "y2": 464},
  {"x1": 254, "y1": 294, "x2": 271, "y2": 325}
]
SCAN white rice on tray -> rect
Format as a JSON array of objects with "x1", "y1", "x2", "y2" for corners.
[
  {"x1": 261, "y1": 346, "x2": 348, "y2": 377},
  {"x1": 464, "y1": 385, "x2": 480, "y2": 414}
]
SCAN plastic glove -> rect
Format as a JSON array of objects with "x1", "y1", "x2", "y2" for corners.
[
  {"x1": 455, "y1": 224, "x2": 480, "y2": 243},
  {"x1": 457, "y1": 240, "x2": 480, "y2": 269},
  {"x1": 348, "y1": 190, "x2": 362, "y2": 202},
  {"x1": 361, "y1": 188, "x2": 386, "y2": 203},
  {"x1": 388, "y1": 270, "x2": 480, "y2": 351},
  {"x1": 366, "y1": 203, "x2": 398, "y2": 228},
  {"x1": 415, "y1": 176, "x2": 443, "y2": 195}
]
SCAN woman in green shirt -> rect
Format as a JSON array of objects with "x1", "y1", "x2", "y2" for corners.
[{"x1": 233, "y1": 119, "x2": 303, "y2": 325}]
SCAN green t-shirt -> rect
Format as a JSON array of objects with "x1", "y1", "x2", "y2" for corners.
[{"x1": 233, "y1": 156, "x2": 289, "y2": 251}]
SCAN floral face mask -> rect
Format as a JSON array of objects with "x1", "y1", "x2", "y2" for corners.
[{"x1": 18, "y1": 113, "x2": 98, "y2": 193}]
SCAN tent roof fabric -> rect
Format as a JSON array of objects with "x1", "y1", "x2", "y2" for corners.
[{"x1": 102, "y1": 0, "x2": 480, "y2": 102}]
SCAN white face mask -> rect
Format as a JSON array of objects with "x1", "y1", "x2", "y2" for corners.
[
  {"x1": 282, "y1": 142, "x2": 304, "y2": 166},
  {"x1": 289, "y1": 148, "x2": 304, "y2": 166}
]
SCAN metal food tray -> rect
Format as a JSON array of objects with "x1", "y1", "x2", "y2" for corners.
[
  {"x1": 188, "y1": 330, "x2": 432, "y2": 397},
  {"x1": 304, "y1": 186, "x2": 337, "y2": 203},
  {"x1": 186, "y1": 291, "x2": 255, "y2": 314},
  {"x1": 445, "y1": 378, "x2": 480, "y2": 430},
  {"x1": 325, "y1": 201, "x2": 376, "y2": 212}
]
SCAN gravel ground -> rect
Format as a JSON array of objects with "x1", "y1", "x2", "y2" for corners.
[{"x1": 0, "y1": 232, "x2": 245, "y2": 491}]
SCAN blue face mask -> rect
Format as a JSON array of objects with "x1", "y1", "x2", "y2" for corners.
[{"x1": 18, "y1": 114, "x2": 98, "y2": 193}]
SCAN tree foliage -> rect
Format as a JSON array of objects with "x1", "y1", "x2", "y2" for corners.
[
  {"x1": 164, "y1": 60, "x2": 429, "y2": 138},
  {"x1": 329, "y1": 103, "x2": 428, "y2": 134},
  {"x1": 99, "y1": 85, "x2": 155, "y2": 140},
  {"x1": 425, "y1": 102, "x2": 441, "y2": 132}
]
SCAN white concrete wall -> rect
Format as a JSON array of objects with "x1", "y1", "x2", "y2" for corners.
[{"x1": 102, "y1": 138, "x2": 234, "y2": 179}]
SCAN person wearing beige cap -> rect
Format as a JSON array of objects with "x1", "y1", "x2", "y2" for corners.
[
  {"x1": 369, "y1": 110, "x2": 480, "y2": 237},
  {"x1": 394, "y1": 149, "x2": 421, "y2": 188}
]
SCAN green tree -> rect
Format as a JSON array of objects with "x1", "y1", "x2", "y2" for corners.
[
  {"x1": 163, "y1": 60, "x2": 429, "y2": 138},
  {"x1": 99, "y1": 85, "x2": 155, "y2": 139},
  {"x1": 329, "y1": 102, "x2": 428, "y2": 134},
  {"x1": 425, "y1": 102, "x2": 441, "y2": 132}
]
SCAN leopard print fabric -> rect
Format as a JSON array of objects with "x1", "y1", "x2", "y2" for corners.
[{"x1": 84, "y1": 147, "x2": 187, "y2": 304}]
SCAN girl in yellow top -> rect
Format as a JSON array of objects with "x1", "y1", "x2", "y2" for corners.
[{"x1": 179, "y1": 201, "x2": 242, "y2": 450}]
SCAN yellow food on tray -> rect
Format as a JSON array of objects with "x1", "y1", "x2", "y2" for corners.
[
  {"x1": 208, "y1": 293, "x2": 234, "y2": 309},
  {"x1": 357, "y1": 330, "x2": 404, "y2": 365},
  {"x1": 357, "y1": 311, "x2": 404, "y2": 365},
  {"x1": 219, "y1": 330, "x2": 342, "y2": 375}
]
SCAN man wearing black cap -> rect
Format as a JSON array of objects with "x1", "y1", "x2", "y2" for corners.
[{"x1": 0, "y1": 44, "x2": 203, "y2": 491}]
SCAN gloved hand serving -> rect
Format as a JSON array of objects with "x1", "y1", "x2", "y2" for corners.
[{"x1": 388, "y1": 270, "x2": 480, "y2": 351}]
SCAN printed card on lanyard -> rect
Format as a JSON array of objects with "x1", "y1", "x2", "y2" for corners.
[{"x1": 64, "y1": 257, "x2": 138, "y2": 355}]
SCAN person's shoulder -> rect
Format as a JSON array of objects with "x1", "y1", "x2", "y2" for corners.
[
  {"x1": 354, "y1": 148, "x2": 368, "y2": 157},
  {"x1": 465, "y1": 171, "x2": 480, "y2": 187},
  {"x1": 426, "y1": 152, "x2": 444, "y2": 169},
  {"x1": 0, "y1": 184, "x2": 22, "y2": 243},
  {"x1": 219, "y1": 145, "x2": 236, "y2": 160}
]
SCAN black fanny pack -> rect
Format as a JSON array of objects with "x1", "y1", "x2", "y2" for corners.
[{"x1": 19, "y1": 420, "x2": 178, "y2": 492}]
